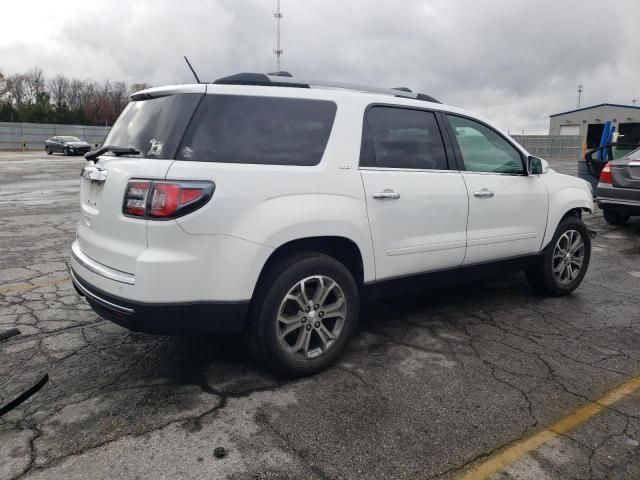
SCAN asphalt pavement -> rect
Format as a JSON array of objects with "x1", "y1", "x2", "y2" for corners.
[{"x1": 1, "y1": 151, "x2": 639, "y2": 479}]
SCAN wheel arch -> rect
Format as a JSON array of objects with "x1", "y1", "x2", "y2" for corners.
[
  {"x1": 541, "y1": 188, "x2": 593, "y2": 250},
  {"x1": 561, "y1": 207, "x2": 587, "y2": 220},
  {"x1": 252, "y1": 236, "x2": 366, "y2": 299}
]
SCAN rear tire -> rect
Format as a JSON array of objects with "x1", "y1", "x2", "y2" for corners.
[
  {"x1": 526, "y1": 216, "x2": 591, "y2": 296},
  {"x1": 244, "y1": 253, "x2": 359, "y2": 377},
  {"x1": 603, "y1": 209, "x2": 630, "y2": 225}
]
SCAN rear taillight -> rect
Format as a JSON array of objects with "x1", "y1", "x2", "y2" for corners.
[
  {"x1": 599, "y1": 162, "x2": 612, "y2": 184},
  {"x1": 149, "y1": 183, "x2": 181, "y2": 217},
  {"x1": 123, "y1": 180, "x2": 214, "y2": 219},
  {"x1": 123, "y1": 180, "x2": 151, "y2": 217}
]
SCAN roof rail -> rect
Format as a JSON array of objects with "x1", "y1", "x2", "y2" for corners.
[
  {"x1": 214, "y1": 73, "x2": 309, "y2": 88},
  {"x1": 212, "y1": 73, "x2": 441, "y2": 104}
]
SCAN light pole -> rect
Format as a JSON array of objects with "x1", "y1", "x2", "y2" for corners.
[{"x1": 577, "y1": 84, "x2": 583, "y2": 109}]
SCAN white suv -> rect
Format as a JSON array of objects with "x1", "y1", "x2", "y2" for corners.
[{"x1": 70, "y1": 73, "x2": 594, "y2": 376}]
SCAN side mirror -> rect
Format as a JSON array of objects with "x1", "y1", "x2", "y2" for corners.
[{"x1": 527, "y1": 156, "x2": 548, "y2": 175}]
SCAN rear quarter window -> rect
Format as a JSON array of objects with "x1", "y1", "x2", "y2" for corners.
[{"x1": 177, "y1": 95, "x2": 337, "y2": 166}]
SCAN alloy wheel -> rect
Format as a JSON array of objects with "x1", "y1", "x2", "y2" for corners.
[
  {"x1": 552, "y1": 229, "x2": 585, "y2": 284},
  {"x1": 276, "y1": 275, "x2": 347, "y2": 360}
]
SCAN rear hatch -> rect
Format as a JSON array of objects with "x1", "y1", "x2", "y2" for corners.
[
  {"x1": 612, "y1": 147, "x2": 640, "y2": 190},
  {"x1": 77, "y1": 85, "x2": 205, "y2": 273}
]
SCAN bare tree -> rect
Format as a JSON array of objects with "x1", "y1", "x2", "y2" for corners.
[
  {"x1": 47, "y1": 74, "x2": 69, "y2": 112},
  {"x1": 80, "y1": 80, "x2": 96, "y2": 107},
  {"x1": 81, "y1": 81, "x2": 99, "y2": 123},
  {"x1": 0, "y1": 67, "x2": 149, "y2": 125},
  {"x1": 110, "y1": 81, "x2": 128, "y2": 115},
  {"x1": 66, "y1": 78, "x2": 84, "y2": 110},
  {"x1": 23, "y1": 67, "x2": 46, "y2": 104},
  {"x1": 100, "y1": 81, "x2": 114, "y2": 124},
  {"x1": 130, "y1": 82, "x2": 151, "y2": 94},
  {"x1": 5, "y1": 74, "x2": 27, "y2": 106},
  {"x1": 0, "y1": 71, "x2": 6, "y2": 98}
]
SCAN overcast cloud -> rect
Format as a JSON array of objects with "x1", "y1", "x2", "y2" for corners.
[{"x1": 1, "y1": 0, "x2": 639, "y2": 132}]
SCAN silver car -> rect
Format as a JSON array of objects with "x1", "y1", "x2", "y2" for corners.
[{"x1": 596, "y1": 145, "x2": 640, "y2": 225}]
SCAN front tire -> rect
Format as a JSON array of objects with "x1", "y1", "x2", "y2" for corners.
[
  {"x1": 603, "y1": 209, "x2": 629, "y2": 226},
  {"x1": 245, "y1": 253, "x2": 359, "y2": 377},
  {"x1": 45, "y1": 147, "x2": 52, "y2": 155},
  {"x1": 526, "y1": 216, "x2": 591, "y2": 296},
  {"x1": 63, "y1": 147, "x2": 70, "y2": 156}
]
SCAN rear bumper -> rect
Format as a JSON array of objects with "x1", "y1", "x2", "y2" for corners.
[
  {"x1": 597, "y1": 183, "x2": 640, "y2": 201},
  {"x1": 596, "y1": 195, "x2": 640, "y2": 215},
  {"x1": 70, "y1": 267, "x2": 249, "y2": 335}
]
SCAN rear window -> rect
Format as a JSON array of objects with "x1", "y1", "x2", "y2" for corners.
[
  {"x1": 176, "y1": 95, "x2": 337, "y2": 165},
  {"x1": 103, "y1": 93, "x2": 202, "y2": 159}
]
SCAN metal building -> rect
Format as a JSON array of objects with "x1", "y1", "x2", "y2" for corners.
[{"x1": 548, "y1": 103, "x2": 640, "y2": 149}]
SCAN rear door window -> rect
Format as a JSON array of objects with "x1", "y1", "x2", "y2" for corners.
[
  {"x1": 360, "y1": 106, "x2": 449, "y2": 170},
  {"x1": 177, "y1": 95, "x2": 337, "y2": 165},
  {"x1": 103, "y1": 93, "x2": 203, "y2": 159}
]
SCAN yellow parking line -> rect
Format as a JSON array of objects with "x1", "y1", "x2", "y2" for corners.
[
  {"x1": 0, "y1": 277, "x2": 70, "y2": 295},
  {"x1": 459, "y1": 376, "x2": 640, "y2": 480}
]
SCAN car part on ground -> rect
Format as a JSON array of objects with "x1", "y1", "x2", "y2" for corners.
[
  {"x1": 213, "y1": 447, "x2": 227, "y2": 459},
  {"x1": 0, "y1": 328, "x2": 49, "y2": 417}
]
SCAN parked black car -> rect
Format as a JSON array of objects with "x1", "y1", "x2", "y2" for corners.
[
  {"x1": 44, "y1": 136, "x2": 92, "y2": 156},
  {"x1": 593, "y1": 145, "x2": 640, "y2": 225}
]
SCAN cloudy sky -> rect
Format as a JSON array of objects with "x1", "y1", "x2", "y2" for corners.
[{"x1": 1, "y1": 0, "x2": 639, "y2": 133}]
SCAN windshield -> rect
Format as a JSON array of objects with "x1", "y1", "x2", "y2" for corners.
[
  {"x1": 102, "y1": 93, "x2": 202, "y2": 158},
  {"x1": 59, "y1": 136, "x2": 81, "y2": 142}
]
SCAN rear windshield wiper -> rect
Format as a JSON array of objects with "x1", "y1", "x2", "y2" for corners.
[{"x1": 85, "y1": 145, "x2": 140, "y2": 162}]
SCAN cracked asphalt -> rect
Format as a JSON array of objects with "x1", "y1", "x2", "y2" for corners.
[{"x1": 1, "y1": 151, "x2": 639, "y2": 480}]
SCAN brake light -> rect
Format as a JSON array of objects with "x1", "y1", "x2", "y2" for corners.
[
  {"x1": 123, "y1": 180, "x2": 214, "y2": 219},
  {"x1": 123, "y1": 180, "x2": 151, "y2": 217},
  {"x1": 599, "y1": 162, "x2": 612, "y2": 184},
  {"x1": 150, "y1": 183, "x2": 181, "y2": 217}
]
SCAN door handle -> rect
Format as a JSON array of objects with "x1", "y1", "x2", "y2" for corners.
[
  {"x1": 373, "y1": 189, "x2": 400, "y2": 200},
  {"x1": 474, "y1": 189, "x2": 494, "y2": 198}
]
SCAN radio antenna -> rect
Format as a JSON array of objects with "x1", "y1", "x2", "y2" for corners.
[
  {"x1": 184, "y1": 56, "x2": 201, "y2": 84},
  {"x1": 273, "y1": 0, "x2": 283, "y2": 70}
]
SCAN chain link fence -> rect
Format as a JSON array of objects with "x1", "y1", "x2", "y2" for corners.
[
  {"x1": 0, "y1": 122, "x2": 111, "y2": 151},
  {"x1": 2, "y1": 124, "x2": 584, "y2": 162},
  {"x1": 511, "y1": 135, "x2": 582, "y2": 160}
]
